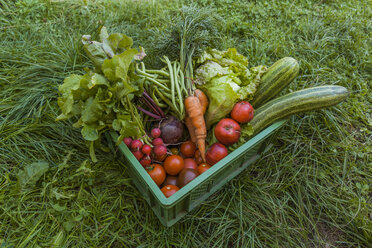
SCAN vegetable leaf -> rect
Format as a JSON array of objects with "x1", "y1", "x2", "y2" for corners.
[
  {"x1": 195, "y1": 48, "x2": 266, "y2": 127},
  {"x1": 229, "y1": 124, "x2": 254, "y2": 151},
  {"x1": 101, "y1": 48, "x2": 138, "y2": 82},
  {"x1": 198, "y1": 76, "x2": 240, "y2": 128},
  {"x1": 17, "y1": 161, "x2": 50, "y2": 190},
  {"x1": 81, "y1": 125, "x2": 99, "y2": 141},
  {"x1": 57, "y1": 28, "x2": 146, "y2": 162}
]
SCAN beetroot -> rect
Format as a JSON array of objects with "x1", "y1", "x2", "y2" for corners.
[{"x1": 160, "y1": 116, "x2": 184, "y2": 144}]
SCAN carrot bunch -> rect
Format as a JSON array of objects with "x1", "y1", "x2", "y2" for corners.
[{"x1": 184, "y1": 89, "x2": 208, "y2": 162}]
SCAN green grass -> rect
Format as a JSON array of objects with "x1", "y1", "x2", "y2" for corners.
[{"x1": 0, "y1": 0, "x2": 371, "y2": 247}]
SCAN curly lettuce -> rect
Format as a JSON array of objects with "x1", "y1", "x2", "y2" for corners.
[{"x1": 195, "y1": 48, "x2": 267, "y2": 127}]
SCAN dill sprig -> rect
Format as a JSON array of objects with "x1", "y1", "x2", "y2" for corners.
[{"x1": 150, "y1": 5, "x2": 224, "y2": 87}]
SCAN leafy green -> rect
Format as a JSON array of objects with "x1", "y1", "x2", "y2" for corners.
[
  {"x1": 195, "y1": 48, "x2": 267, "y2": 127},
  {"x1": 198, "y1": 76, "x2": 240, "y2": 128},
  {"x1": 82, "y1": 26, "x2": 139, "y2": 72},
  {"x1": 228, "y1": 123, "x2": 254, "y2": 151},
  {"x1": 17, "y1": 161, "x2": 50, "y2": 190},
  {"x1": 57, "y1": 28, "x2": 146, "y2": 162}
]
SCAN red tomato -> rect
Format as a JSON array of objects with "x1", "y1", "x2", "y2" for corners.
[
  {"x1": 163, "y1": 155, "x2": 184, "y2": 175},
  {"x1": 206, "y1": 143, "x2": 228, "y2": 165},
  {"x1": 146, "y1": 164, "x2": 166, "y2": 186},
  {"x1": 197, "y1": 163, "x2": 211, "y2": 174},
  {"x1": 214, "y1": 118, "x2": 241, "y2": 146},
  {"x1": 183, "y1": 158, "x2": 198, "y2": 170},
  {"x1": 161, "y1": 185, "x2": 179, "y2": 198},
  {"x1": 177, "y1": 169, "x2": 199, "y2": 188},
  {"x1": 161, "y1": 175, "x2": 178, "y2": 188},
  {"x1": 180, "y1": 141, "x2": 197, "y2": 158},
  {"x1": 231, "y1": 101, "x2": 254, "y2": 124},
  {"x1": 194, "y1": 149, "x2": 203, "y2": 165}
]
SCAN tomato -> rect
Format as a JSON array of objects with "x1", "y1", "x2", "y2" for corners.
[
  {"x1": 197, "y1": 163, "x2": 211, "y2": 174},
  {"x1": 162, "y1": 175, "x2": 178, "y2": 188},
  {"x1": 180, "y1": 141, "x2": 197, "y2": 158},
  {"x1": 231, "y1": 101, "x2": 254, "y2": 124},
  {"x1": 183, "y1": 158, "x2": 198, "y2": 170},
  {"x1": 163, "y1": 155, "x2": 184, "y2": 175},
  {"x1": 214, "y1": 118, "x2": 241, "y2": 145},
  {"x1": 177, "y1": 169, "x2": 199, "y2": 188},
  {"x1": 170, "y1": 147, "x2": 179, "y2": 155},
  {"x1": 206, "y1": 143, "x2": 228, "y2": 165},
  {"x1": 194, "y1": 149, "x2": 203, "y2": 165},
  {"x1": 146, "y1": 164, "x2": 166, "y2": 186},
  {"x1": 161, "y1": 185, "x2": 179, "y2": 198}
]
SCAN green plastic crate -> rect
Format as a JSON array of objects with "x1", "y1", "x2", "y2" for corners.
[{"x1": 108, "y1": 120, "x2": 287, "y2": 227}]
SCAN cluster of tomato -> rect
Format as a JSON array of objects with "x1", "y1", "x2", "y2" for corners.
[
  {"x1": 124, "y1": 101, "x2": 254, "y2": 198},
  {"x1": 125, "y1": 132, "x2": 213, "y2": 198}
]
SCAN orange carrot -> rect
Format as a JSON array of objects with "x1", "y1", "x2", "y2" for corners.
[
  {"x1": 186, "y1": 89, "x2": 208, "y2": 143},
  {"x1": 194, "y1": 89, "x2": 208, "y2": 114},
  {"x1": 184, "y1": 95, "x2": 207, "y2": 162},
  {"x1": 185, "y1": 115, "x2": 197, "y2": 143}
]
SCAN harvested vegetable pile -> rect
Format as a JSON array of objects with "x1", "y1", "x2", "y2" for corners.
[{"x1": 57, "y1": 23, "x2": 348, "y2": 197}]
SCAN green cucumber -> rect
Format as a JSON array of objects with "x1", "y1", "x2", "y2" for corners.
[
  {"x1": 251, "y1": 85, "x2": 349, "y2": 134},
  {"x1": 251, "y1": 57, "x2": 299, "y2": 107}
]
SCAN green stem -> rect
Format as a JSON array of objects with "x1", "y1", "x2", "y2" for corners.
[
  {"x1": 142, "y1": 76, "x2": 170, "y2": 91},
  {"x1": 155, "y1": 87, "x2": 179, "y2": 115},
  {"x1": 151, "y1": 89, "x2": 167, "y2": 108},
  {"x1": 164, "y1": 56, "x2": 179, "y2": 113},
  {"x1": 179, "y1": 66, "x2": 187, "y2": 96},
  {"x1": 136, "y1": 67, "x2": 158, "y2": 79},
  {"x1": 145, "y1": 69, "x2": 170, "y2": 77},
  {"x1": 174, "y1": 61, "x2": 184, "y2": 118}
]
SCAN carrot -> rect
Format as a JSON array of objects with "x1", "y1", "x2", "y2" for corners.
[
  {"x1": 194, "y1": 89, "x2": 208, "y2": 114},
  {"x1": 184, "y1": 95, "x2": 207, "y2": 162},
  {"x1": 185, "y1": 115, "x2": 197, "y2": 143}
]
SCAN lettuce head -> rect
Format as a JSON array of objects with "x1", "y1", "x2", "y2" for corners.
[{"x1": 195, "y1": 48, "x2": 267, "y2": 127}]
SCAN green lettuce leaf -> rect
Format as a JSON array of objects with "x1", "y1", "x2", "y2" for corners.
[
  {"x1": 57, "y1": 28, "x2": 147, "y2": 162},
  {"x1": 81, "y1": 26, "x2": 140, "y2": 72},
  {"x1": 101, "y1": 48, "x2": 138, "y2": 82},
  {"x1": 198, "y1": 76, "x2": 240, "y2": 128},
  {"x1": 228, "y1": 123, "x2": 254, "y2": 151},
  {"x1": 195, "y1": 48, "x2": 267, "y2": 127}
]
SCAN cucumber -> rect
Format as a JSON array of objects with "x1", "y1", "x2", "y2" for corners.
[
  {"x1": 251, "y1": 85, "x2": 349, "y2": 134},
  {"x1": 251, "y1": 57, "x2": 299, "y2": 108}
]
